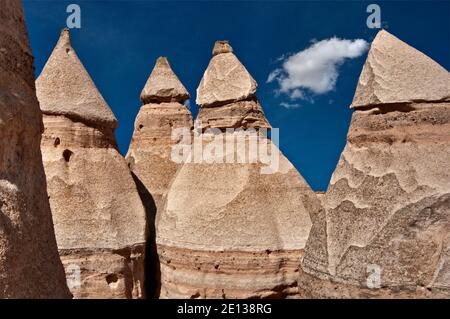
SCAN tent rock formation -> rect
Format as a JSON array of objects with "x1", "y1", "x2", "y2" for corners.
[
  {"x1": 127, "y1": 56, "x2": 193, "y2": 213},
  {"x1": 156, "y1": 41, "x2": 321, "y2": 298},
  {"x1": 36, "y1": 29, "x2": 147, "y2": 299},
  {"x1": 300, "y1": 30, "x2": 450, "y2": 298}
]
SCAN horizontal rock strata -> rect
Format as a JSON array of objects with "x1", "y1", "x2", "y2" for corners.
[
  {"x1": 157, "y1": 41, "x2": 321, "y2": 298},
  {"x1": 301, "y1": 30, "x2": 450, "y2": 298},
  {"x1": 37, "y1": 29, "x2": 147, "y2": 299}
]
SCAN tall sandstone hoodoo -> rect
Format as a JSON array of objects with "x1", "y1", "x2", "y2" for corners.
[
  {"x1": 126, "y1": 56, "x2": 193, "y2": 213},
  {"x1": 300, "y1": 30, "x2": 450, "y2": 298},
  {"x1": 156, "y1": 41, "x2": 322, "y2": 298},
  {"x1": 0, "y1": 0, "x2": 71, "y2": 298},
  {"x1": 36, "y1": 29, "x2": 147, "y2": 299}
]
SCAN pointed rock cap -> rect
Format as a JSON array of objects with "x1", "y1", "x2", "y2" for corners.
[
  {"x1": 140, "y1": 56, "x2": 190, "y2": 104},
  {"x1": 36, "y1": 28, "x2": 118, "y2": 128},
  {"x1": 212, "y1": 40, "x2": 233, "y2": 56},
  {"x1": 196, "y1": 40, "x2": 257, "y2": 107},
  {"x1": 352, "y1": 30, "x2": 450, "y2": 108}
]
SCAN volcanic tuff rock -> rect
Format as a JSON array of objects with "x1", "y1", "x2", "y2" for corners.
[
  {"x1": 300, "y1": 30, "x2": 450, "y2": 298},
  {"x1": 37, "y1": 29, "x2": 147, "y2": 299},
  {"x1": 351, "y1": 30, "x2": 450, "y2": 108},
  {"x1": 140, "y1": 57, "x2": 190, "y2": 104},
  {"x1": 196, "y1": 41, "x2": 269, "y2": 130},
  {"x1": 0, "y1": 0, "x2": 70, "y2": 298},
  {"x1": 156, "y1": 41, "x2": 321, "y2": 298},
  {"x1": 196, "y1": 41, "x2": 258, "y2": 108},
  {"x1": 127, "y1": 56, "x2": 193, "y2": 213}
]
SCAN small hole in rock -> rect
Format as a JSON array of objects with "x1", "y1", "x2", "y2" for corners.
[
  {"x1": 54, "y1": 137, "x2": 60, "y2": 147},
  {"x1": 63, "y1": 149, "x2": 73, "y2": 162},
  {"x1": 139, "y1": 124, "x2": 144, "y2": 130},
  {"x1": 66, "y1": 48, "x2": 70, "y2": 53},
  {"x1": 106, "y1": 274, "x2": 118, "y2": 284}
]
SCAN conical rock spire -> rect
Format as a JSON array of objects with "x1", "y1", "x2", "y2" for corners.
[
  {"x1": 301, "y1": 30, "x2": 450, "y2": 298},
  {"x1": 156, "y1": 41, "x2": 320, "y2": 298},
  {"x1": 196, "y1": 40, "x2": 269, "y2": 129},
  {"x1": 38, "y1": 30, "x2": 147, "y2": 298},
  {"x1": 140, "y1": 56, "x2": 190, "y2": 104},
  {"x1": 127, "y1": 56, "x2": 193, "y2": 215},
  {"x1": 196, "y1": 40, "x2": 258, "y2": 107},
  {"x1": 352, "y1": 30, "x2": 450, "y2": 108},
  {"x1": 36, "y1": 28, "x2": 117, "y2": 128}
]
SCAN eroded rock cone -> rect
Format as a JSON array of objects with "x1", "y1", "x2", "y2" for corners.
[
  {"x1": 300, "y1": 30, "x2": 450, "y2": 298},
  {"x1": 196, "y1": 41, "x2": 270, "y2": 129},
  {"x1": 0, "y1": 1, "x2": 70, "y2": 298},
  {"x1": 36, "y1": 29, "x2": 147, "y2": 299},
  {"x1": 156, "y1": 41, "x2": 321, "y2": 298},
  {"x1": 126, "y1": 57, "x2": 193, "y2": 213}
]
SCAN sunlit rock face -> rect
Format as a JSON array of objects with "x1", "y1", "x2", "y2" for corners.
[
  {"x1": 0, "y1": 0, "x2": 71, "y2": 298},
  {"x1": 126, "y1": 56, "x2": 193, "y2": 214},
  {"x1": 156, "y1": 41, "x2": 321, "y2": 299},
  {"x1": 37, "y1": 29, "x2": 147, "y2": 299},
  {"x1": 300, "y1": 30, "x2": 450, "y2": 298}
]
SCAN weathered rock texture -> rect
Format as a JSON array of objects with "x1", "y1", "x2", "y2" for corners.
[
  {"x1": 127, "y1": 57, "x2": 193, "y2": 213},
  {"x1": 301, "y1": 30, "x2": 450, "y2": 298},
  {"x1": 36, "y1": 29, "x2": 147, "y2": 299},
  {"x1": 196, "y1": 40, "x2": 258, "y2": 108},
  {"x1": 156, "y1": 41, "x2": 321, "y2": 298},
  {"x1": 0, "y1": 0, "x2": 71, "y2": 298}
]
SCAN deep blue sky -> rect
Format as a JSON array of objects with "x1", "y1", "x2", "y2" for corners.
[{"x1": 23, "y1": 0, "x2": 450, "y2": 191}]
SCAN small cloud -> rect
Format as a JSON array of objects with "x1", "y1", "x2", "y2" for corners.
[
  {"x1": 266, "y1": 69, "x2": 281, "y2": 83},
  {"x1": 267, "y1": 37, "x2": 369, "y2": 101},
  {"x1": 280, "y1": 102, "x2": 301, "y2": 109}
]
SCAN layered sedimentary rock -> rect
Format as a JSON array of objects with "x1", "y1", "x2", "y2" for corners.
[
  {"x1": 0, "y1": 0, "x2": 70, "y2": 298},
  {"x1": 36, "y1": 29, "x2": 147, "y2": 299},
  {"x1": 126, "y1": 57, "x2": 193, "y2": 212},
  {"x1": 301, "y1": 30, "x2": 450, "y2": 298},
  {"x1": 156, "y1": 41, "x2": 321, "y2": 298}
]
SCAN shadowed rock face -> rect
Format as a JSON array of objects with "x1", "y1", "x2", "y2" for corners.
[
  {"x1": 0, "y1": 0, "x2": 71, "y2": 298},
  {"x1": 37, "y1": 29, "x2": 147, "y2": 299},
  {"x1": 156, "y1": 41, "x2": 321, "y2": 299},
  {"x1": 301, "y1": 30, "x2": 450, "y2": 298}
]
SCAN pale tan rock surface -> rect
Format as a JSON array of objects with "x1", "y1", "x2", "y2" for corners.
[
  {"x1": 126, "y1": 58, "x2": 193, "y2": 297},
  {"x1": 0, "y1": 0, "x2": 71, "y2": 298},
  {"x1": 36, "y1": 28, "x2": 117, "y2": 128},
  {"x1": 301, "y1": 30, "x2": 450, "y2": 298},
  {"x1": 351, "y1": 30, "x2": 450, "y2": 108},
  {"x1": 156, "y1": 41, "x2": 321, "y2": 298},
  {"x1": 196, "y1": 41, "x2": 257, "y2": 107},
  {"x1": 37, "y1": 30, "x2": 147, "y2": 299},
  {"x1": 127, "y1": 57, "x2": 193, "y2": 213},
  {"x1": 140, "y1": 57, "x2": 190, "y2": 104},
  {"x1": 197, "y1": 98, "x2": 270, "y2": 130}
]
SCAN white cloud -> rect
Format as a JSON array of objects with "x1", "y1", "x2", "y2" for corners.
[
  {"x1": 267, "y1": 37, "x2": 368, "y2": 100},
  {"x1": 280, "y1": 102, "x2": 301, "y2": 109}
]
